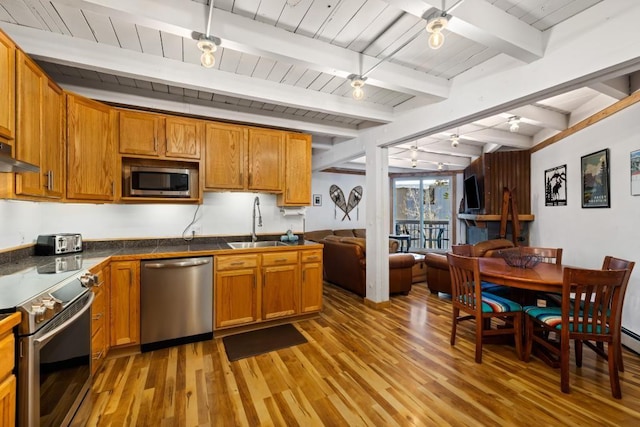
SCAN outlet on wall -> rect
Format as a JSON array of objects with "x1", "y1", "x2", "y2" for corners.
[{"x1": 191, "y1": 224, "x2": 202, "y2": 235}]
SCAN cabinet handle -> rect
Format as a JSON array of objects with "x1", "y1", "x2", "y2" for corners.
[
  {"x1": 94, "y1": 281, "x2": 104, "y2": 288},
  {"x1": 92, "y1": 350, "x2": 104, "y2": 360},
  {"x1": 275, "y1": 258, "x2": 287, "y2": 263},
  {"x1": 230, "y1": 261, "x2": 245, "y2": 266},
  {"x1": 306, "y1": 256, "x2": 318, "y2": 260},
  {"x1": 93, "y1": 312, "x2": 103, "y2": 320},
  {"x1": 154, "y1": 136, "x2": 158, "y2": 151},
  {"x1": 45, "y1": 170, "x2": 54, "y2": 190}
]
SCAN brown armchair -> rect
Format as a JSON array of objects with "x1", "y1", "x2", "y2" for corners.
[
  {"x1": 321, "y1": 236, "x2": 415, "y2": 297},
  {"x1": 424, "y1": 239, "x2": 515, "y2": 294}
]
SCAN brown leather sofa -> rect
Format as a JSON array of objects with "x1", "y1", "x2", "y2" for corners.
[
  {"x1": 320, "y1": 235, "x2": 415, "y2": 297},
  {"x1": 424, "y1": 239, "x2": 515, "y2": 294},
  {"x1": 305, "y1": 228, "x2": 399, "y2": 253}
]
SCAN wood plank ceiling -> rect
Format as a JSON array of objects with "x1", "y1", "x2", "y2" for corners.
[{"x1": 1, "y1": 0, "x2": 639, "y2": 172}]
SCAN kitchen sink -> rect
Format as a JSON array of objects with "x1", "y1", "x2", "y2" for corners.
[{"x1": 227, "y1": 241, "x2": 288, "y2": 249}]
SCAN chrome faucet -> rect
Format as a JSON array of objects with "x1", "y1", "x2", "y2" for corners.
[{"x1": 252, "y1": 196, "x2": 262, "y2": 242}]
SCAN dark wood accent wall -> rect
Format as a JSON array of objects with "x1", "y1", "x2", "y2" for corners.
[{"x1": 465, "y1": 151, "x2": 531, "y2": 215}]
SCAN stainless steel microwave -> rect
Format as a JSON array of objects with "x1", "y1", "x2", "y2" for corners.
[{"x1": 126, "y1": 166, "x2": 193, "y2": 198}]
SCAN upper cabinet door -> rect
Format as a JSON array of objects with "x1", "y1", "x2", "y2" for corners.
[
  {"x1": 248, "y1": 129, "x2": 282, "y2": 192},
  {"x1": 165, "y1": 117, "x2": 203, "y2": 160},
  {"x1": 15, "y1": 51, "x2": 44, "y2": 197},
  {"x1": 0, "y1": 31, "x2": 15, "y2": 141},
  {"x1": 204, "y1": 123, "x2": 247, "y2": 190},
  {"x1": 41, "y1": 80, "x2": 65, "y2": 198},
  {"x1": 66, "y1": 94, "x2": 117, "y2": 201},
  {"x1": 277, "y1": 133, "x2": 312, "y2": 206},
  {"x1": 119, "y1": 110, "x2": 163, "y2": 156}
]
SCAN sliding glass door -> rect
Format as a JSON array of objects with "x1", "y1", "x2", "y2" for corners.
[{"x1": 393, "y1": 176, "x2": 453, "y2": 252}]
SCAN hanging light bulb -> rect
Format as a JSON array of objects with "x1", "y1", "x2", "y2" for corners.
[
  {"x1": 410, "y1": 145, "x2": 418, "y2": 160},
  {"x1": 426, "y1": 15, "x2": 448, "y2": 49},
  {"x1": 508, "y1": 116, "x2": 520, "y2": 132},
  {"x1": 197, "y1": 36, "x2": 219, "y2": 68},
  {"x1": 450, "y1": 134, "x2": 459, "y2": 148},
  {"x1": 437, "y1": 162, "x2": 444, "y2": 171},
  {"x1": 350, "y1": 76, "x2": 366, "y2": 100},
  {"x1": 411, "y1": 159, "x2": 418, "y2": 168}
]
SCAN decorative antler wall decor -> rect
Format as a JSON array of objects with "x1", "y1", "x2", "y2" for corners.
[{"x1": 330, "y1": 185, "x2": 363, "y2": 221}]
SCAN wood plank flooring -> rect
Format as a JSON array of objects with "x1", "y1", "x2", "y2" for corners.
[{"x1": 86, "y1": 283, "x2": 640, "y2": 426}]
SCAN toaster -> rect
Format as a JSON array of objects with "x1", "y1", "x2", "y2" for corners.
[{"x1": 35, "y1": 234, "x2": 83, "y2": 255}]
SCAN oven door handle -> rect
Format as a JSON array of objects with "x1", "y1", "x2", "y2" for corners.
[{"x1": 34, "y1": 292, "x2": 95, "y2": 347}]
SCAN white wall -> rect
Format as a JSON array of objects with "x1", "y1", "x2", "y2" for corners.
[
  {"x1": 530, "y1": 101, "x2": 640, "y2": 350},
  {"x1": 0, "y1": 192, "x2": 304, "y2": 249},
  {"x1": 305, "y1": 172, "x2": 366, "y2": 231}
]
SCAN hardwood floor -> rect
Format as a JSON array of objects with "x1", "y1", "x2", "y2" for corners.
[{"x1": 86, "y1": 283, "x2": 640, "y2": 426}]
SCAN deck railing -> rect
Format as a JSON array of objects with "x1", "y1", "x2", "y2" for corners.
[{"x1": 395, "y1": 219, "x2": 450, "y2": 251}]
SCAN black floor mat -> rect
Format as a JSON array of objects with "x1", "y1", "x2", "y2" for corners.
[{"x1": 222, "y1": 324, "x2": 308, "y2": 362}]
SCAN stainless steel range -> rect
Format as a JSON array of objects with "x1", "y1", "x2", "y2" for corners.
[{"x1": 0, "y1": 255, "x2": 102, "y2": 427}]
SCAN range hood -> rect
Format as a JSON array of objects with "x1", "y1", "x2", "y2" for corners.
[{"x1": 0, "y1": 142, "x2": 39, "y2": 173}]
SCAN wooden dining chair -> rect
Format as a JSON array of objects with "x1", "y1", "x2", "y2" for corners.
[
  {"x1": 576, "y1": 256, "x2": 635, "y2": 372},
  {"x1": 523, "y1": 267, "x2": 629, "y2": 398},
  {"x1": 447, "y1": 253, "x2": 524, "y2": 363}
]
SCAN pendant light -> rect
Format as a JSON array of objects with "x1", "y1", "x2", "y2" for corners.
[
  {"x1": 350, "y1": 76, "x2": 367, "y2": 100},
  {"x1": 197, "y1": 0, "x2": 221, "y2": 68}
]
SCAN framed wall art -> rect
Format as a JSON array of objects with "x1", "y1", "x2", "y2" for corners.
[
  {"x1": 581, "y1": 148, "x2": 610, "y2": 208},
  {"x1": 631, "y1": 149, "x2": 640, "y2": 196},
  {"x1": 544, "y1": 164, "x2": 567, "y2": 206}
]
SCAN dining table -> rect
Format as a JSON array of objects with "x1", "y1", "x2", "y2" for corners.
[{"x1": 478, "y1": 257, "x2": 565, "y2": 293}]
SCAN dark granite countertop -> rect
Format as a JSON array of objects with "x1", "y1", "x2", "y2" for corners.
[{"x1": 0, "y1": 236, "x2": 321, "y2": 310}]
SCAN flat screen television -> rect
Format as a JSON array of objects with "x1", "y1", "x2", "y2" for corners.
[{"x1": 464, "y1": 175, "x2": 481, "y2": 211}]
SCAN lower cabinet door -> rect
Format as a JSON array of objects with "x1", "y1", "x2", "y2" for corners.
[
  {"x1": 215, "y1": 269, "x2": 258, "y2": 328},
  {"x1": 262, "y1": 264, "x2": 299, "y2": 320},
  {"x1": 0, "y1": 375, "x2": 16, "y2": 427},
  {"x1": 301, "y1": 261, "x2": 323, "y2": 313}
]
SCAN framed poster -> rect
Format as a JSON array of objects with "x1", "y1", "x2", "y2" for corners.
[
  {"x1": 581, "y1": 149, "x2": 610, "y2": 208},
  {"x1": 632, "y1": 149, "x2": 640, "y2": 196},
  {"x1": 544, "y1": 164, "x2": 567, "y2": 206}
]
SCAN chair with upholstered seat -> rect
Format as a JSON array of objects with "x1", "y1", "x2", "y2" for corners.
[
  {"x1": 523, "y1": 266, "x2": 629, "y2": 398},
  {"x1": 576, "y1": 256, "x2": 635, "y2": 373},
  {"x1": 447, "y1": 253, "x2": 524, "y2": 363}
]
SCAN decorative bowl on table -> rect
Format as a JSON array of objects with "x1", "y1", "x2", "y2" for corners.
[{"x1": 499, "y1": 248, "x2": 541, "y2": 269}]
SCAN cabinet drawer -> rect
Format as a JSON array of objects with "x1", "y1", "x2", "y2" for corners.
[
  {"x1": 216, "y1": 254, "x2": 259, "y2": 271},
  {"x1": 91, "y1": 288, "x2": 106, "y2": 335},
  {"x1": 262, "y1": 251, "x2": 298, "y2": 266},
  {"x1": 301, "y1": 249, "x2": 322, "y2": 263},
  {"x1": 0, "y1": 333, "x2": 14, "y2": 378}
]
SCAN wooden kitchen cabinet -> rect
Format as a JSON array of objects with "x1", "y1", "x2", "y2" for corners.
[
  {"x1": 66, "y1": 94, "x2": 117, "y2": 201},
  {"x1": 204, "y1": 122, "x2": 247, "y2": 190},
  {"x1": 165, "y1": 116, "x2": 203, "y2": 160},
  {"x1": 119, "y1": 110, "x2": 163, "y2": 156},
  {"x1": 0, "y1": 30, "x2": 15, "y2": 142},
  {"x1": 248, "y1": 128, "x2": 282, "y2": 192},
  {"x1": 300, "y1": 249, "x2": 323, "y2": 313},
  {"x1": 0, "y1": 312, "x2": 20, "y2": 427},
  {"x1": 277, "y1": 133, "x2": 312, "y2": 206},
  {"x1": 214, "y1": 254, "x2": 259, "y2": 329},
  {"x1": 110, "y1": 260, "x2": 140, "y2": 347},
  {"x1": 261, "y1": 251, "x2": 299, "y2": 320},
  {"x1": 90, "y1": 264, "x2": 110, "y2": 375},
  {"x1": 15, "y1": 51, "x2": 65, "y2": 199}
]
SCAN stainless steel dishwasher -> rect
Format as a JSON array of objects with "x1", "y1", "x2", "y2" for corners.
[{"x1": 140, "y1": 256, "x2": 213, "y2": 351}]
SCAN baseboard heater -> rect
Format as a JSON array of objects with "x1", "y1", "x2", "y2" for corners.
[{"x1": 622, "y1": 327, "x2": 640, "y2": 356}]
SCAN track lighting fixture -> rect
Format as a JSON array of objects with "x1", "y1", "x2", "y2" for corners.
[
  {"x1": 450, "y1": 134, "x2": 459, "y2": 148},
  {"x1": 508, "y1": 116, "x2": 520, "y2": 133},
  {"x1": 350, "y1": 76, "x2": 367, "y2": 100},
  {"x1": 197, "y1": 35, "x2": 220, "y2": 68},
  {"x1": 426, "y1": 14, "x2": 448, "y2": 49}
]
